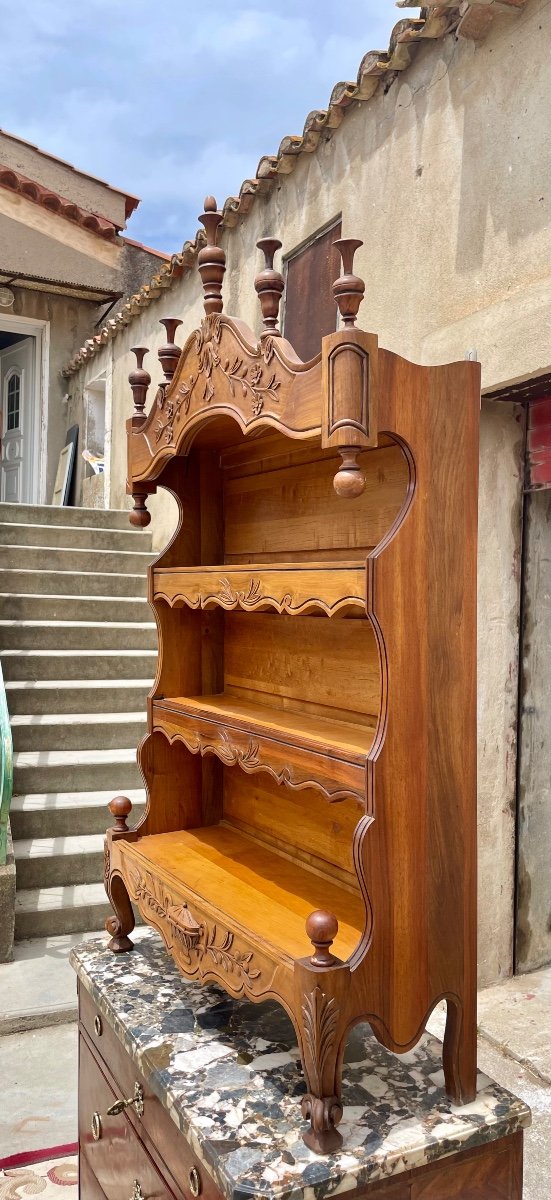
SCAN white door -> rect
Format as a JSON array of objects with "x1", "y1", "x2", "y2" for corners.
[{"x1": 0, "y1": 337, "x2": 35, "y2": 503}]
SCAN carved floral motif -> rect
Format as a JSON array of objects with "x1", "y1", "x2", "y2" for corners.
[
  {"x1": 128, "y1": 868, "x2": 261, "y2": 980},
  {"x1": 153, "y1": 316, "x2": 281, "y2": 442}
]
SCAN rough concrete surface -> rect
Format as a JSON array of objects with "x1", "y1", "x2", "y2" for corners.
[
  {"x1": 0, "y1": 1023, "x2": 77, "y2": 1158},
  {"x1": 0, "y1": 930, "x2": 103, "y2": 1034},
  {"x1": 477, "y1": 968, "x2": 551, "y2": 1086}
]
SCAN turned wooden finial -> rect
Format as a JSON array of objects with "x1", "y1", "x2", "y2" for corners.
[
  {"x1": 129, "y1": 488, "x2": 151, "y2": 528},
  {"x1": 255, "y1": 238, "x2": 284, "y2": 335},
  {"x1": 109, "y1": 795, "x2": 133, "y2": 834},
  {"x1": 129, "y1": 347, "x2": 151, "y2": 418},
  {"x1": 158, "y1": 318, "x2": 182, "y2": 383},
  {"x1": 333, "y1": 450, "x2": 366, "y2": 499},
  {"x1": 198, "y1": 196, "x2": 225, "y2": 315},
  {"x1": 306, "y1": 909, "x2": 339, "y2": 967},
  {"x1": 332, "y1": 238, "x2": 365, "y2": 327}
]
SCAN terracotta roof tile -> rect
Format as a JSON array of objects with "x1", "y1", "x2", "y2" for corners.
[
  {"x1": 62, "y1": 0, "x2": 530, "y2": 378},
  {"x1": 0, "y1": 129, "x2": 139, "y2": 217},
  {"x1": 0, "y1": 165, "x2": 120, "y2": 239}
]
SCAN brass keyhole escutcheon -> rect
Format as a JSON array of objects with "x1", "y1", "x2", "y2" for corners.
[
  {"x1": 106, "y1": 1081, "x2": 144, "y2": 1119},
  {"x1": 130, "y1": 1183, "x2": 145, "y2": 1200},
  {"x1": 91, "y1": 1111, "x2": 102, "y2": 1141},
  {"x1": 94, "y1": 1014, "x2": 102, "y2": 1036},
  {"x1": 189, "y1": 1167, "x2": 201, "y2": 1197}
]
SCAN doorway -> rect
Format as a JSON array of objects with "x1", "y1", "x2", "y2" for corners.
[{"x1": 0, "y1": 314, "x2": 47, "y2": 504}]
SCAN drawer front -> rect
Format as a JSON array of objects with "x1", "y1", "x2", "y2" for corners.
[
  {"x1": 79, "y1": 986, "x2": 221, "y2": 1200},
  {"x1": 79, "y1": 1035, "x2": 172, "y2": 1200}
]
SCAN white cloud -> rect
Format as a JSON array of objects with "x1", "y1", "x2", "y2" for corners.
[{"x1": 0, "y1": 0, "x2": 419, "y2": 251}]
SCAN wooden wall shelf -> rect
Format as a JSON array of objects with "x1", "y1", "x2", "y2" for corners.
[{"x1": 105, "y1": 204, "x2": 481, "y2": 1156}]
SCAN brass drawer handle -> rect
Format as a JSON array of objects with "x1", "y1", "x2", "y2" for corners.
[
  {"x1": 94, "y1": 1014, "x2": 102, "y2": 1037},
  {"x1": 130, "y1": 1183, "x2": 145, "y2": 1200},
  {"x1": 106, "y1": 1082, "x2": 144, "y2": 1119},
  {"x1": 189, "y1": 1167, "x2": 202, "y2": 1197},
  {"x1": 91, "y1": 1111, "x2": 102, "y2": 1141}
]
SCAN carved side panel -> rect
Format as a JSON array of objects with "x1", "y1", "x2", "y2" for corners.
[{"x1": 321, "y1": 329, "x2": 378, "y2": 450}]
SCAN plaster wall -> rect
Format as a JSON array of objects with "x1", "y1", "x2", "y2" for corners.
[{"x1": 69, "y1": 2, "x2": 547, "y2": 983}]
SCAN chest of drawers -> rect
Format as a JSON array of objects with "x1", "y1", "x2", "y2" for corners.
[{"x1": 74, "y1": 932, "x2": 530, "y2": 1200}]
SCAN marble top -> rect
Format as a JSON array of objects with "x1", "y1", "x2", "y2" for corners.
[{"x1": 71, "y1": 929, "x2": 531, "y2": 1200}]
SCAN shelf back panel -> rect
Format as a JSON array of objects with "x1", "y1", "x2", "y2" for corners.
[
  {"x1": 224, "y1": 610, "x2": 379, "y2": 725},
  {"x1": 223, "y1": 442, "x2": 409, "y2": 562},
  {"x1": 222, "y1": 768, "x2": 361, "y2": 885}
]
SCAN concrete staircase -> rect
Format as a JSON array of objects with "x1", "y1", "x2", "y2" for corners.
[{"x1": 0, "y1": 502, "x2": 156, "y2": 939}]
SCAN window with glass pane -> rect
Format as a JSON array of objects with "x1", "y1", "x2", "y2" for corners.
[{"x1": 7, "y1": 373, "x2": 20, "y2": 431}]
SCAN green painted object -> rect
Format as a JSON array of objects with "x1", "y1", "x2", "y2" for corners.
[{"x1": 0, "y1": 659, "x2": 13, "y2": 866}]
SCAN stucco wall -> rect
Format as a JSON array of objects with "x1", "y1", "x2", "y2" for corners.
[{"x1": 68, "y1": 1, "x2": 548, "y2": 984}]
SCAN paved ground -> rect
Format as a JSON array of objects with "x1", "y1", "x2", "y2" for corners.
[
  {"x1": 0, "y1": 1024, "x2": 77, "y2": 1157},
  {"x1": 0, "y1": 937, "x2": 549, "y2": 1195}
]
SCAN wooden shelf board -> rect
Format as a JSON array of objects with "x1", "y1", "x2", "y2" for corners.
[
  {"x1": 124, "y1": 823, "x2": 364, "y2": 962},
  {"x1": 155, "y1": 692, "x2": 376, "y2": 761}
]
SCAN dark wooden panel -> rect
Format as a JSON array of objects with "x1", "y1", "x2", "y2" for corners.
[{"x1": 284, "y1": 223, "x2": 341, "y2": 361}]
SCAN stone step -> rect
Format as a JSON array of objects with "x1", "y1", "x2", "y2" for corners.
[
  {"x1": 13, "y1": 746, "x2": 142, "y2": 794},
  {"x1": 10, "y1": 788, "x2": 146, "y2": 839},
  {"x1": 5, "y1": 678, "x2": 151, "y2": 715},
  {"x1": 0, "y1": 593, "x2": 151, "y2": 623},
  {"x1": 10, "y1": 711, "x2": 147, "y2": 752},
  {"x1": 0, "y1": 620, "x2": 157, "y2": 651},
  {"x1": 1, "y1": 647, "x2": 157, "y2": 681},
  {"x1": 15, "y1": 881, "x2": 113, "y2": 940},
  {"x1": 0, "y1": 568, "x2": 148, "y2": 597},
  {"x1": 0, "y1": 520, "x2": 153, "y2": 553},
  {"x1": 2, "y1": 543, "x2": 154, "y2": 576},
  {"x1": 14, "y1": 834, "x2": 104, "y2": 889},
  {"x1": 0, "y1": 502, "x2": 135, "y2": 530}
]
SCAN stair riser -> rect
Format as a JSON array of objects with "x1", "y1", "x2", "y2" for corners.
[
  {"x1": 0, "y1": 595, "x2": 151, "y2": 622},
  {"x1": 15, "y1": 849, "x2": 104, "y2": 889},
  {"x1": 2, "y1": 652, "x2": 155, "y2": 681},
  {"x1": 0, "y1": 503, "x2": 135, "y2": 530},
  {"x1": 0, "y1": 624, "x2": 157, "y2": 650},
  {"x1": 5, "y1": 683, "x2": 150, "y2": 714},
  {"x1": 2, "y1": 545, "x2": 154, "y2": 575},
  {"x1": 10, "y1": 804, "x2": 146, "y2": 840},
  {"x1": 0, "y1": 523, "x2": 153, "y2": 552},
  {"x1": 0, "y1": 570, "x2": 148, "y2": 597},
  {"x1": 15, "y1": 899, "x2": 113, "y2": 940},
  {"x1": 13, "y1": 760, "x2": 143, "y2": 795},
  {"x1": 11, "y1": 718, "x2": 146, "y2": 752}
]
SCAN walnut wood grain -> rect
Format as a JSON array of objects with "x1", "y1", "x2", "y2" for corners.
[
  {"x1": 153, "y1": 562, "x2": 366, "y2": 616},
  {"x1": 113, "y1": 230, "x2": 481, "y2": 1153}
]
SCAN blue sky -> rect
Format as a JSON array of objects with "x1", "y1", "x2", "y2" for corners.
[{"x1": 1, "y1": 1, "x2": 419, "y2": 253}]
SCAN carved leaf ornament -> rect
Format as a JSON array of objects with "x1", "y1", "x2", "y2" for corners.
[
  {"x1": 302, "y1": 986, "x2": 339, "y2": 1094},
  {"x1": 154, "y1": 316, "x2": 281, "y2": 443},
  {"x1": 129, "y1": 868, "x2": 260, "y2": 980}
]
